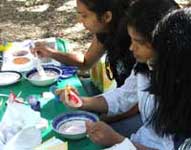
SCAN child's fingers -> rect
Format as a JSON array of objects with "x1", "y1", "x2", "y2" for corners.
[
  {"x1": 65, "y1": 85, "x2": 79, "y2": 95},
  {"x1": 55, "y1": 88, "x2": 65, "y2": 95}
]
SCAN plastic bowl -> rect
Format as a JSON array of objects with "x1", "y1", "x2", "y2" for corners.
[
  {"x1": 25, "y1": 66, "x2": 61, "y2": 86},
  {"x1": 52, "y1": 111, "x2": 99, "y2": 140}
]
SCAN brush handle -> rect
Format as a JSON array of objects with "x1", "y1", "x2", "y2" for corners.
[{"x1": 34, "y1": 52, "x2": 46, "y2": 77}]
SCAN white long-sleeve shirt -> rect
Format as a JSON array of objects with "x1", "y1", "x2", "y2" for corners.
[
  {"x1": 102, "y1": 71, "x2": 174, "y2": 150},
  {"x1": 103, "y1": 70, "x2": 138, "y2": 116}
]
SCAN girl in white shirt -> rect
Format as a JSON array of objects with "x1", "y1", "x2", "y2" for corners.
[{"x1": 57, "y1": 0, "x2": 180, "y2": 149}]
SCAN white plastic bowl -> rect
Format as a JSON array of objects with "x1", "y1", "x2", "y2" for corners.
[
  {"x1": 25, "y1": 66, "x2": 61, "y2": 86},
  {"x1": 52, "y1": 111, "x2": 99, "y2": 140}
]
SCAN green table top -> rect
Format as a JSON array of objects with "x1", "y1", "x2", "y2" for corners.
[{"x1": 0, "y1": 38, "x2": 104, "y2": 150}]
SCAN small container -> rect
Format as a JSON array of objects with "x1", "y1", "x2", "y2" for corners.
[
  {"x1": 0, "y1": 41, "x2": 12, "y2": 51},
  {"x1": 28, "y1": 95, "x2": 41, "y2": 111}
]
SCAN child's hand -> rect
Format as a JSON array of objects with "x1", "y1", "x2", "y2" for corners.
[
  {"x1": 31, "y1": 42, "x2": 56, "y2": 58},
  {"x1": 86, "y1": 121, "x2": 125, "y2": 146},
  {"x1": 56, "y1": 85, "x2": 83, "y2": 108}
]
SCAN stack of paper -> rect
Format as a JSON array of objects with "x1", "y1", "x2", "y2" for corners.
[{"x1": 35, "y1": 137, "x2": 68, "y2": 150}]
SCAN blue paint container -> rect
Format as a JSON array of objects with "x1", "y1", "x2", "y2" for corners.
[{"x1": 28, "y1": 95, "x2": 41, "y2": 111}]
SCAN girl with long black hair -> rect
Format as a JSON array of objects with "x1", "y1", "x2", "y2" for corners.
[
  {"x1": 33, "y1": 0, "x2": 139, "y2": 129},
  {"x1": 151, "y1": 7, "x2": 191, "y2": 149},
  {"x1": 32, "y1": 0, "x2": 135, "y2": 87}
]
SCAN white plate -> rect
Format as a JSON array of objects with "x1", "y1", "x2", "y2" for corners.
[{"x1": 0, "y1": 71, "x2": 22, "y2": 86}]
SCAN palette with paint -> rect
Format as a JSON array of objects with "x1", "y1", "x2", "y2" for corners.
[
  {"x1": 12, "y1": 50, "x2": 29, "y2": 57},
  {"x1": 1, "y1": 38, "x2": 60, "y2": 72}
]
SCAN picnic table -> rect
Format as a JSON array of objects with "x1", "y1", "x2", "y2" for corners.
[{"x1": 0, "y1": 38, "x2": 104, "y2": 150}]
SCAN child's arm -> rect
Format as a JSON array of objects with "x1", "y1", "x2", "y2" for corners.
[{"x1": 32, "y1": 36, "x2": 105, "y2": 70}]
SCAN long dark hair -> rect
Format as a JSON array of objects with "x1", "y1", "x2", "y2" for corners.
[
  {"x1": 105, "y1": 16, "x2": 135, "y2": 86},
  {"x1": 79, "y1": 0, "x2": 135, "y2": 86},
  {"x1": 126, "y1": 0, "x2": 179, "y2": 75},
  {"x1": 151, "y1": 8, "x2": 191, "y2": 137}
]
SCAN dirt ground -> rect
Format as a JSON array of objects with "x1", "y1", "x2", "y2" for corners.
[
  {"x1": 0, "y1": 0, "x2": 190, "y2": 52},
  {"x1": 0, "y1": 0, "x2": 92, "y2": 53}
]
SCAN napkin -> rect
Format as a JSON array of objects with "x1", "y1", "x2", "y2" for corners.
[
  {"x1": 3, "y1": 127, "x2": 41, "y2": 150},
  {"x1": 0, "y1": 101, "x2": 47, "y2": 149},
  {"x1": 1, "y1": 101, "x2": 43, "y2": 128}
]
